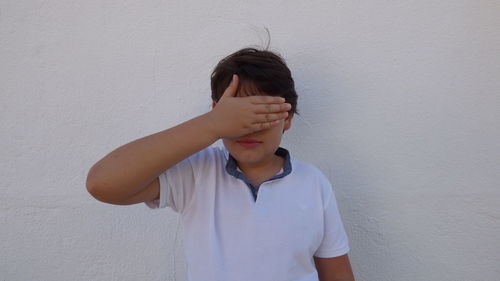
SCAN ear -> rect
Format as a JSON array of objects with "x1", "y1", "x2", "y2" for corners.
[
  {"x1": 211, "y1": 101, "x2": 217, "y2": 109},
  {"x1": 283, "y1": 113, "x2": 293, "y2": 132}
]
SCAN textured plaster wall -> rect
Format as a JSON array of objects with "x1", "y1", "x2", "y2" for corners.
[{"x1": 1, "y1": 1, "x2": 499, "y2": 280}]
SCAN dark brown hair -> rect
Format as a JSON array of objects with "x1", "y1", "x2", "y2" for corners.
[{"x1": 210, "y1": 48, "x2": 298, "y2": 114}]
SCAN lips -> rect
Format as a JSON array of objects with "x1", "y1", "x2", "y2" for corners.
[{"x1": 236, "y1": 139, "x2": 262, "y2": 148}]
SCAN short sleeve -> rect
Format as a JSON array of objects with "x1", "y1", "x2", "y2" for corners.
[
  {"x1": 144, "y1": 156, "x2": 195, "y2": 214},
  {"x1": 314, "y1": 184, "x2": 350, "y2": 258}
]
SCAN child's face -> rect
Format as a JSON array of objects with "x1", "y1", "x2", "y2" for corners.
[{"x1": 215, "y1": 81, "x2": 293, "y2": 169}]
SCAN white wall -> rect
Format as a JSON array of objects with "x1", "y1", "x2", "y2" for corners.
[{"x1": 1, "y1": 1, "x2": 499, "y2": 280}]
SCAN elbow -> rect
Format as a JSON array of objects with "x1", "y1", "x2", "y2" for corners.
[
  {"x1": 86, "y1": 181, "x2": 122, "y2": 205},
  {"x1": 85, "y1": 165, "x2": 115, "y2": 204},
  {"x1": 86, "y1": 172, "x2": 107, "y2": 203},
  {"x1": 85, "y1": 168, "x2": 132, "y2": 205},
  {"x1": 86, "y1": 180, "x2": 102, "y2": 201}
]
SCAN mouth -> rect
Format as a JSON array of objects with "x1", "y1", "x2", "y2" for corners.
[{"x1": 236, "y1": 139, "x2": 262, "y2": 148}]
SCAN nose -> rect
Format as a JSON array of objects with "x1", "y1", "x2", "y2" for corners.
[
  {"x1": 241, "y1": 132, "x2": 257, "y2": 138},
  {"x1": 245, "y1": 128, "x2": 268, "y2": 137}
]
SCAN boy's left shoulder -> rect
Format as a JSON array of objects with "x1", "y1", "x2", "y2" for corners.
[
  {"x1": 291, "y1": 157, "x2": 331, "y2": 183},
  {"x1": 290, "y1": 157, "x2": 335, "y2": 203}
]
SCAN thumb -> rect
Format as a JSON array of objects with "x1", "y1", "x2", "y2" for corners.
[{"x1": 221, "y1": 74, "x2": 239, "y2": 98}]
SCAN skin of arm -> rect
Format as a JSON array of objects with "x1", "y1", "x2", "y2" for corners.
[
  {"x1": 314, "y1": 254, "x2": 355, "y2": 281},
  {"x1": 86, "y1": 74, "x2": 291, "y2": 204}
]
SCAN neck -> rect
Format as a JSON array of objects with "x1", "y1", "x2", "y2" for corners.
[{"x1": 237, "y1": 154, "x2": 285, "y2": 186}]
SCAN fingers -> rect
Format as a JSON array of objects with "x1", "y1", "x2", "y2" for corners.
[
  {"x1": 253, "y1": 111, "x2": 289, "y2": 124},
  {"x1": 221, "y1": 74, "x2": 239, "y2": 98},
  {"x1": 249, "y1": 102, "x2": 290, "y2": 131},
  {"x1": 250, "y1": 120, "x2": 282, "y2": 131},
  {"x1": 247, "y1": 95, "x2": 286, "y2": 104},
  {"x1": 253, "y1": 103, "x2": 291, "y2": 114}
]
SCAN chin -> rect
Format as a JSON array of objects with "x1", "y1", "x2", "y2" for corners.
[
  {"x1": 230, "y1": 150, "x2": 263, "y2": 164},
  {"x1": 223, "y1": 140, "x2": 274, "y2": 165}
]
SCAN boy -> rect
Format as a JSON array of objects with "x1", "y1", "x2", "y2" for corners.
[{"x1": 86, "y1": 48, "x2": 355, "y2": 281}]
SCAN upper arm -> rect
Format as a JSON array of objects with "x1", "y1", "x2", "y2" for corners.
[
  {"x1": 314, "y1": 254, "x2": 355, "y2": 281},
  {"x1": 111, "y1": 177, "x2": 160, "y2": 205}
]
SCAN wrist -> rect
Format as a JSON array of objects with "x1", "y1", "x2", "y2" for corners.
[{"x1": 198, "y1": 112, "x2": 221, "y2": 141}]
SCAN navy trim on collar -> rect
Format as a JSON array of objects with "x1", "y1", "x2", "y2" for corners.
[{"x1": 225, "y1": 147, "x2": 292, "y2": 201}]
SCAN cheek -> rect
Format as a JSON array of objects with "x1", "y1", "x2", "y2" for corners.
[
  {"x1": 267, "y1": 127, "x2": 285, "y2": 142},
  {"x1": 222, "y1": 138, "x2": 233, "y2": 146},
  {"x1": 273, "y1": 122, "x2": 286, "y2": 134}
]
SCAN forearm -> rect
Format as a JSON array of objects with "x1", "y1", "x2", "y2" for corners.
[
  {"x1": 317, "y1": 272, "x2": 355, "y2": 281},
  {"x1": 330, "y1": 276, "x2": 355, "y2": 281},
  {"x1": 314, "y1": 254, "x2": 355, "y2": 281},
  {"x1": 86, "y1": 112, "x2": 218, "y2": 202}
]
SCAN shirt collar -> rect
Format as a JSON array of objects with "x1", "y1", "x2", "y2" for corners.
[{"x1": 224, "y1": 147, "x2": 293, "y2": 185}]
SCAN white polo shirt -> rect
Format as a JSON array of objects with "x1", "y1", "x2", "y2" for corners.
[{"x1": 145, "y1": 146, "x2": 349, "y2": 281}]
